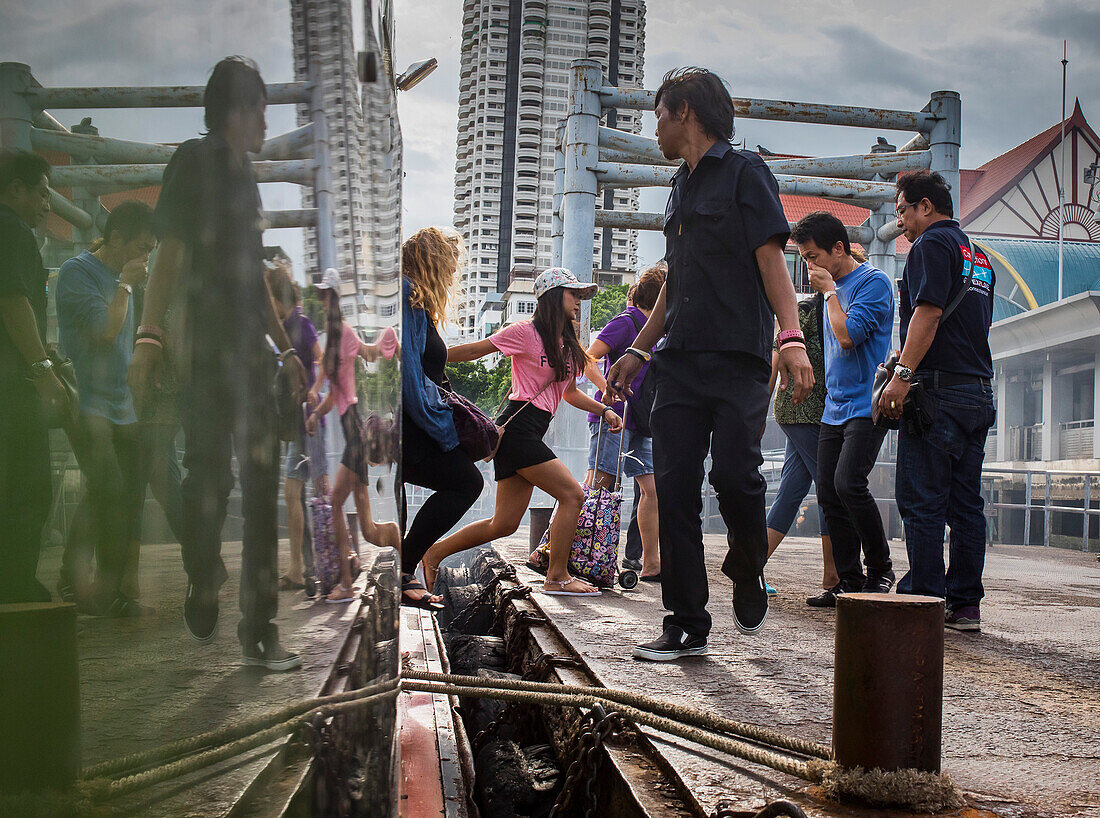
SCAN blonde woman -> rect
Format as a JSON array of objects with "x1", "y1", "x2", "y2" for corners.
[{"x1": 399, "y1": 227, "x2": 483, "y2": 609}]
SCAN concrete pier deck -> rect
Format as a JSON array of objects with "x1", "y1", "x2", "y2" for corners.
[{"x1": 491, "y1": 533, "x2": 1100, "y2": 817}]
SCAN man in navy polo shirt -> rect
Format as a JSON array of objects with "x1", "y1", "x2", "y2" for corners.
[
  {"x1": 607, "y1": 68, "x2": 813, "y2": 660},
  {"x1": 794, "y1": 211, "x2": 895, "y2": 606},
  {"x1": 879, "y1": 170, "x2": 995, "y2": 632}
]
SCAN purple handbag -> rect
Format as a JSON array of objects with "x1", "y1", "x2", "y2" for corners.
[{"x1": 440, "y1": 388, "x2": 503, "y2": 462}]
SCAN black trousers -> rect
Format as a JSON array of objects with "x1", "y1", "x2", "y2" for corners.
[
  {"x1": 652, "y1": 350, "x2": 770, "y2": 637},
  {"x1": 0, "y1": 377, "x2": 52, "y2": 603},
  {"x1": 398, "y1": 417, "x2": 483, "y2": 576},
  {"x1": 624, "y1": 481, "x2": 641, "y2": 562},
  {"x1": 816, "y1": 417, "x2": 891, "y2": 589},
  {"x1": 179, "y1": 344, "x2": 280, "y2": 647},
  {"x1": 60, "y1": 415, "x2": 143, "y2": 600}
]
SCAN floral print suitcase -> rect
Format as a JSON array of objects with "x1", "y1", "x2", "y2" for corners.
[
  {"x1": 533, "y1": 483, "x2": 622, "y2": 588},
  {"x1": 309, "y1": 496, "x2": 342, "y2": 595}
]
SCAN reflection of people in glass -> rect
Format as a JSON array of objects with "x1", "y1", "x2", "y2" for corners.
[
  {"x1": 306, "y1": 268, "x2": 400, "y2": 603},
  {"x1": 267, "y1": 259, "x2": 325, "y2": 596},
  {"x1": 426, "y1": 268, "x2": 622, "y2": 597},
  {"x1": 399, "y1": 228, "x2": 482, "y2": 609},
  {"x1": 56, "y1": 201, "x2": 156, "y2": 616},
  {"x1": 129, "y1": 57, "x2": 306, "y2": 671},
  {"x1": 0, "y1": 149, "x2": 68, "y2": 604}
]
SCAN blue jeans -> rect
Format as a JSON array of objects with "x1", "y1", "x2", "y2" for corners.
[
  {"x1": 896, "y1": 382, "x2": 995, "y2": 610},
  {"x1": 766, "y1": 423, "x2": 827, "y2": 535}
]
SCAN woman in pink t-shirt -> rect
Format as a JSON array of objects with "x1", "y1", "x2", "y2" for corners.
[
  {"x1": 306, "y1": 269, "x2": 399, "y2": 603},
  {"x1": 423, "y1": 268, "x2": 622, "y2": 597}
]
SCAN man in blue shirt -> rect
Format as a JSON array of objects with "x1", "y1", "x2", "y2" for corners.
[
  {"x1": 794, "y1": 212, "x2": 895, "y2": 604},
  {"x1": 56, "y1": 201, "x2": 156, "y2": 616},
  {"x1": 879, "y1": 171, "x2": 995, "y2": 632}
]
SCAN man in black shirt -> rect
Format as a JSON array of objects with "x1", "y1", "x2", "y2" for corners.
[
  {"x1": 0, "y1": 149, "x2": 70, "y2": 603},
  {"x1": 130, "y1": 58, "x2": 305, "y2": 669},
  {"x1": 607, "y1": 68, "x2": 813, "y2": 660},
  {"x1": 878, "y1": 170, "x2": 996, "y2": 632}
]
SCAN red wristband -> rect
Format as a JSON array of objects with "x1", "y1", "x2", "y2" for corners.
[{"x1": 776, "y1": 329, "x2": 804, "y2": 345}]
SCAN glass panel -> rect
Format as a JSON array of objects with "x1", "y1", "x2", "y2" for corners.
[{"x1": 0, "y1": 2, "x2": 400, "y2": 814}]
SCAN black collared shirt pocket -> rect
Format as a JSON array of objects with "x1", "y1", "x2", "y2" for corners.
[{"x1": 688, "y1": 199, "x2": 737, "y2": 256}]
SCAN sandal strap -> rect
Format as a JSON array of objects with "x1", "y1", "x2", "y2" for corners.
[
  {"x1": 545, "y1": 578, "x2": 588, "y2": 590},
  {"x1": 401, "y1": 574, "x2": 428, "y2": 593}
]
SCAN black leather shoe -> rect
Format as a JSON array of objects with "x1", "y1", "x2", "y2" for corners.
[
  {"x1": 632, "y1": 627, "x2": 709, "y2": 661},
  {"x1": 806, "y1": 584, "x2": 842, "y2": 608},
  {"x1": 733, "y1": 575, "x2": 769, "y2": 634},
  {"x1": 862, "y1": 569, "x2": 896, "y2": 594}
]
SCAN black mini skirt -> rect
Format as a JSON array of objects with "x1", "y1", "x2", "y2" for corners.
[
  {"x1": 493, "y1": 400, "x2": 554, "y2": 481},
  {"x1": 340, "y1": 404, "x2": 370, "y2": 483}
]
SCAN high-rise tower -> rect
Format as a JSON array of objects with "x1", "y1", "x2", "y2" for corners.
[
  {"x1": 291, "y1": 0, "x2": 368, "y2": 311},
  {"x1": 454, "y1": 0, "x2": 646, "y2": 338}
]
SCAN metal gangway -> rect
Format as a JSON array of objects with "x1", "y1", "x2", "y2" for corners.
[{"x1": 550, "y1": 59, "x2": 962, "y2": 330}]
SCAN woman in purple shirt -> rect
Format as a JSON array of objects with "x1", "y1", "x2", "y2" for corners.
[{"x1": 583, "y1": 263, "x2": 666, "y2": 581}]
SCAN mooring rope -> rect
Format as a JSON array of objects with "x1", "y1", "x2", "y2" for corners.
[
  {"x1": 81, "y1": 677, "x2": 400, "y2": 781},
  {"x1": 79, "y1": 687, "x2": 399, "y2": 801},
  {"x1": 403, "y1": 668, "x2": 831, "y2": 760}
]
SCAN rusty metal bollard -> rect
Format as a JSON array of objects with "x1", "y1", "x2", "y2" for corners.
[
  {"x1": 529, "y1": 507, "x2": 553, "y2": 549},
  {"x1": 0, "y1": 602, "x2": 81, "y2": 792},
  {"x1": 833, "y1": 593, "x2": 945, "y2": 772}
]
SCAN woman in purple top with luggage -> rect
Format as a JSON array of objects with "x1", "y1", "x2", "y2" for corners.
[{"x1": 583, "y1": 263, "x2": 665, "y2": 581}]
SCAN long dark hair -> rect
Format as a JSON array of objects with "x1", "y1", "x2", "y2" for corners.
[
  {"x1": 322, "y1": 288, "x2": 343, "y2": 379},
  {"x1": 532, "y1": 286, "x2": 588, "y2": 382}
]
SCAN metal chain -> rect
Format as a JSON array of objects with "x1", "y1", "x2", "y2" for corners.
[
  {"x1": 548, "y1": 707, "x2": 622, "y2": 818},
  {"x1": 447, "y1": 564, "x2": 517, "y2": 633},
  {"x1": 471, "y1": 701, "x2": 521, "y2": 752}
]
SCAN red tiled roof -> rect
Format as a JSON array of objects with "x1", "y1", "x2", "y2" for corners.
[
  {"x1": 961, "y1": 100, "x2": 1098, "y2": 225},
  {"x1": 779, "y1": 194, "x2": 911, "y2": 254}
]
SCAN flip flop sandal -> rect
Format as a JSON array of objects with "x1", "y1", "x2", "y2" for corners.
[
  {"x1": 543, "y1": 578, "x2": 601, "y2": 597},
  {"x1": 401, "y1": 574, "x2": 444, "y2": 611},
  {"x1": 324, "y1": 585, "x2": 357, "y2": 604},
  {"x1": 278, "y1": 575, "x2": 305, "y2": 591},
  {"x1": 525, "y1": 555, "x2": 549, "y2": 576}
]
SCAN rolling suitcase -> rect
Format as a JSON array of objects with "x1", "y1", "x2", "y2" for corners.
[{"x1": 530, "y1": 418, "x2": 637, "y2": 589}]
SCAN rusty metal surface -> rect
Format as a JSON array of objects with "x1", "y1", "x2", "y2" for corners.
[
  {"x1": 833, "y1": 594, "x2": 944, "y2": 773},
  {"x1": 593, "y1": 209, "x2": 875, "y2": 245},
  {"x1": 24, "y1": 81, "x2": 310, "y2": 109},
  {"x1": 31, "y1": 126, "x2": 176, "y2": 163},
  {"x1": 493, "y1": 570, "x2": 701, "y2": 818},
  {"x1": 597, "y1": 87, "x2": 932, "y2": 133},
  {"x1": 493, "y1": 533, "x2": 1100, "y2": 817},
  {"x1": 262, "y1": 209, "x2": 318, "y2": 229},
  {"x1": 47, "y1": 159, "x2": 315, "y2": 190}
]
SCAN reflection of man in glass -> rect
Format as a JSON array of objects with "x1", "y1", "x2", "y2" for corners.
[
  {"x1": 130, "y1": 57, "x2": 306, "y2": 671},
  {"x1": 0, "y1": 149, "x2": 68, "y2": 604}
]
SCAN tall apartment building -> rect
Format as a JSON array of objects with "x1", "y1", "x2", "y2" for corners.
[
  {"x1": 290, "y1": 0, "x2": 368, "y2": 312},
  {"x1": 453, "y1": 0, "x2": 647, "y2": 338}
]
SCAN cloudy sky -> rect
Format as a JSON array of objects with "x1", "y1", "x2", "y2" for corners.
[
  {"x1": 394, "y1": 0, "x2": 1100, "y2": 264},
  {"x1": 3, "y1": 1, "x2": 1098, "y2": 271}
]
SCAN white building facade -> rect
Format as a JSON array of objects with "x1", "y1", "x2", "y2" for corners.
[{"x1": 454, "y1": 0, "x2": 646, "y2": 338}]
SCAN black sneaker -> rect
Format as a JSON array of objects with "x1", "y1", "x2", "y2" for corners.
[
  {"x1": 184, "y1": 582, "x2": 218, "y2": 644},
  {"x1": 806, "y1": 583, "x2": 842, "y2": 608},
  {"x1": 304, "y1": 572, "x2": 319, "y2": 600},
  {"x1": 243, "y1": 640, "x2": 303, "y2": 671},
  {"x1": 862, "y1": 569, "x2": 896, "y2": 594},
  {"x1": 621, "y1": 558, "x2": 643, "y2": 572},
  {"x1": 945, "y1": 606, "x2": 981, "y2": 632},
  {"x1": 733, "y1": 575, "x2": 769, "y2": 635},
  {"x1": 103, "y1": 594, "x2": 156, "y2": 618},
  {"x1": 632, "y1": 627, "x2": 709, "y2": 661}
]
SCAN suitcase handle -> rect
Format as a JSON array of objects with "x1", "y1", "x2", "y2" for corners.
[{"x1": 590, "y1": 406, "x2": 628, "y2": 492}]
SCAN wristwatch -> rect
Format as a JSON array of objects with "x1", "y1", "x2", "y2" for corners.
[
  {"x1": 895, "y1": 364, "x2": 914, "y2": 382},
  {"x1": 278, "y1": 348, "x2": 297, "y2": 363},
  {"x1": 625, "y1": 347, "x2": 651, "y2": 363},
  {"x1": 118, "y1": 282, "x2": 133, "y2": 295},
  {"x1": 30, "y1": 358, "x2": 53, "y2": 378},
  {"x1": 823, "y1": 290, "x2": 836, "y2": 303}
]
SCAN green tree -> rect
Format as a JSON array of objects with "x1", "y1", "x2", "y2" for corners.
[
  {"x1": 590, "y1": 284, "x2": 629, "y2": 331},
  {"x1": 445, "y1": 357, "x2": 512, "y2": 413},
  {"x1": 302, "y1": 284, "x2": 325, "y2": 330}
]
